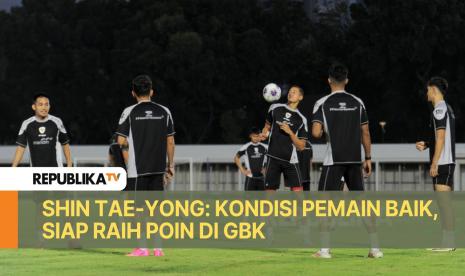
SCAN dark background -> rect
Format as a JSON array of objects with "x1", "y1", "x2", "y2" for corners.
[{"x1": 0, "y1": 0, "x2": 464, "y2": 145}]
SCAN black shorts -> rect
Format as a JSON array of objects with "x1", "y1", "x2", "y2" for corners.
[
  {"x1": 318, "y1": 165, "x2": 364, "y2": 191},
  {"x1": 433, "y1": 164, "x2": 455, "y2": 188},
  {"x1": 244, "y1": 177, "x2": 265, "y2": 191},
  {"x1": 302, "y1": 181, "x2": 311, "y2": 191},
  {"x1": 264, "y1": 157, "x2": 302, "y2": 190},
  {"x1": 125, "y1": 174, "x2": 164, "y2": 191}
]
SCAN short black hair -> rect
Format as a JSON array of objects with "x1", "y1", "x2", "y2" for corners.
[
  {"x1": 249, "y1": 127, "x2": 261, "y2": 135},
  {"x1": 328, "y1": 63, "x2": 349, "y2": 83},
  {"x1": 33, "y1": 93, "x2": 50, "y2": 103},
  {"x1": 132, "y1": 75, "x2": 153, "y2": 96},
  {"x1": 289, "y1": 85, "x2": 304, "y2": 96},
  {"x1": 427, "y1": 76, "x2": 448, "y2": 95}
]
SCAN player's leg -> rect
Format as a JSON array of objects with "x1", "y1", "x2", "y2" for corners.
[
  {"x1": 126, "y1": 176, "x2": 150, "y2": 256},
  {"x1": 124, "y1": 177, "x2": 146, "y2": 256},
  {"x1": 318, "y1": 165, "x2": 345, "y2": 191},
  {"x1": 343, "y1": 164, "x2": 364, "y2": 191},
  {"x1": 433, "y1": 164, "x2": 454, "y2": 191},
  {"x1": 247, "y1": 178, "x2": 264, "y2": 191},
  {"x1": 264, "y1": 158, "x2": 282, "y2": 191},
  {"x1": 431, "y1": 165, "x2": 455, "y2": 251},
  {"x1": 314, "y1": 165, "x2": 345, "y2": 258},
  {"x1": 127, "y1": 175, "x2": 164, "y2": 257},
  {"x1": 244, "y1": 177, "x2": 250, "y2": 191},
  {"x1": 344, "y1": 165, "x2": 383, "y2": 258},
  {"x1": 125, "y1": 178, "x2": 136, "y2": 191},
  {"x1": 256, "y1": 177, "x2": 265, "y2": 191},
  {"x1": 147, "y1": 174, "x2": 165, "y2": 256},
  {"x1": 302, "y1": 181, "x2": 310, "y2": 191},
  {"x1": 282, "y1": 163, "x2": 303, "y2": 191},
  {"x1": 263, "y1": 159, "x2": 282, "y2": 245}
]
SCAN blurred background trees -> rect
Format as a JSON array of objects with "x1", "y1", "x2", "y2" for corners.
[{"x1": 1, "y1": 0, "x2": 464, "y2": 144}]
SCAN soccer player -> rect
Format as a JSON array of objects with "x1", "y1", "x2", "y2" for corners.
[
  {"x1": 416, "y1": 77, "x2": 455, "y2": 190},
  {"x1": 234, "y1": 127, "x2": 268, "y2": 191},
  {"x1": 108, "y1": 133, "x2": 126, "y2": 169},
  {"x1": 116, "y1": 75, "x2": 175, "y2": 257},
  {"x1": 311, "y1": 63, "x2": 382, "y2": 258},
  {"x1": 12, "y1": 93, "x2": 72, "y2": 167},
  {"x1": 416, "y1": 76, "x2": 456, "y2": 251},
  {"x1": 297, "y1": 139, "x2": 313, "y2": 191},
  {"x1": 260, "y1": 85, "x2": 308, "y2": 191}
]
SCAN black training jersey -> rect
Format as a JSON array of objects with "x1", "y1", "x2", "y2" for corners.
[
  {"x1": 312, "y1": 91, "x2": 368, "y2": 166},
  {"x1": 297, "y1": 140, "x2": 313, "y2": 182},
  {"x1": 116, "y1": 101, "x2": 175, "y2": 178},
  {"x1": 266, "y1": 104, "x2": 308, "y2": 163},
  {"x1": 429, "y1": 100, "x2": 455, "y2": 165},
  {"x1": 237, "y1": 142, "x2": 268, "y2": 177},
  {"x1": 16, "y1": 115, "x2": 70, "y2": 167}
]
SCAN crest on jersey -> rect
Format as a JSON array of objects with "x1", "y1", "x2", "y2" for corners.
[
  {"x1": 39, "y1": 127, "x2": 46, "y2": 134},
  {"x1": 145, "y1": 110, "x2": 153, "y2": 116},
  {"x1": 285, "y1": 112, "x2": 292, "y2": 119},
  {"x1": 434, "y1": 108, "x2": 446, "y2": 120},
  {"x1": 339, "y1": 102, "x2": 347, "y2": 108},
  {"x1": 254, "y1": 147, "x2": 259, "y2": 153}
]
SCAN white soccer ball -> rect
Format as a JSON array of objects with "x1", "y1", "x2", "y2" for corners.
[{"x1": 263, "y1": 83, "x2": 281, "y2": 103}]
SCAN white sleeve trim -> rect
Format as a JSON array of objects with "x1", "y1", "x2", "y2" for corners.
[
  {"x1": 312, "y1": 95, "x2": 331, "y2": 114},
  {"x1": 18, "y1": 117, "x2": 35, "y2": 135},
  {"x1": 49, "y1": 115, "x2": 67, "y2": 133},
  {"x1": 118, "y1": 104, "x2": 137, "y2": 125},
  {"x1": 239, "y1": 142, "x2": 250, "y2": 152},
  {"x1": 153, "y1": 102, "x2": 174, "y2": 127}
]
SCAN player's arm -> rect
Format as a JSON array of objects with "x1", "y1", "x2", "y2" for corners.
[
  {"x1": 278, "y1": 122, "x2": 306, "y2": 151},
  {"x1": 260, "y1": 122, "x2": 271, "y2": 141},
  {"x1": 361, "y1": 123, "x2": 372, "y2": 176},
  {"x1": 234, "y1": 152, "x2": 250, "y2": 176},
  {"x1": 117, "y1": 135, "x2": 129, "y2": 164},
  {"x1": 12, "y1": 146, "x2": 26, "y2": 167},
  {"x1": 416, "y1": 141, "x2": 428, "y2": 151},
  {"x1": 62, "y1": 144, "x2": 73, "y2": 167},
  {"x1": 116, "y1": 107, "x2": 132, "y2": 165},
  {"x1": 13, "y1": 122, "x2": 28, "y2": 167},
  {"x1": 312, "y1": 122, "x2": 323, "y2": 139},
  {"x1": 108, "y1": 154, "x2": 115, "y2": 167},
  {"x1": 311, "y1": 103, "x2": 324, "y2": 139},
  {"x1": 309, "y1": 147, "x2": 313, "y2": 172},
  {"x1": 56, "y1": 118, "x2": 72, "y2": 167},
  {"x1": 167, "y1": 135, "x2": 175, "y2": 177},
  {"x1": 359, "y1": 104, "x2": 372, "y2": 176},
  {"x1": 262, "y1": 155, "x2": 267, "y2": 175},
  {"x1": 430, "y1": 129, "x2": 445, "y2": 177},
  {"x1": 430, "y1": 106, "x2": 448, "y2": 177},
  {"x1": 166, "y1": 110, "x2": 176, "y2": 178},
  {"x1": 260, "y1": 105, "x2": 274, "y2": 141}
]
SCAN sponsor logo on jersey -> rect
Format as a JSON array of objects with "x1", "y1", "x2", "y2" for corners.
[
  {"x1": 135, "y1": 112, "x2": 165, "y2": 120},
  {"x1": 282, "y1": 112, "x2": 294, "y2": 124},
  {"x1": 251, "y1": 147, "x2": 263, "y2": 158},
  {"x1": 33, "y1": 137, "x2": 53, "y2": 145},
  {"x1": 330, "y1": 102, "x2": 358, "y2": 111}
]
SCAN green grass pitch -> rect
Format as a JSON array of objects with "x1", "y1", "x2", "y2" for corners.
[{"x1": 1, "y1": 248, "x2": 465, "y2": 275}]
